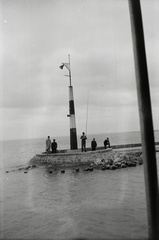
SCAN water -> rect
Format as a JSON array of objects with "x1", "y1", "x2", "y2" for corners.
[{"x1": 1, "y1": 131, "x2": 159, "y2": 239}]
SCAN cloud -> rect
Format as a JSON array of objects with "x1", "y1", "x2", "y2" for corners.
[{"x1": 1, "y1": 0, "x2": 159, "y2": 140}]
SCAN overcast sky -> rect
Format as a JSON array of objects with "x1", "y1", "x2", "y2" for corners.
[{"x1": 1, "y1": 0, "x2": 159, "y2": 141}]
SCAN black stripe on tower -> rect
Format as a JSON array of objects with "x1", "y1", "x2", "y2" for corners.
[
  {"x1": 70, "y1": 128, "x2": 78, "y2": 149},
  {"x1": 69, "y1": 100, "x2": 75, "y2": 115}
]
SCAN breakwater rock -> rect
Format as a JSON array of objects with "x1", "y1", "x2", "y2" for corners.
[
  {"x1": 29, "y1": 149, "x2": 143, "y2": 171},
  {"x1": 92, "y1": 151, "x2": 143, "y2": 170}
]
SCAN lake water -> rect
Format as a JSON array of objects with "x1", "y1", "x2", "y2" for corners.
[{"x1": 1, "y1": 131, "x2": 159, "y2": 239}]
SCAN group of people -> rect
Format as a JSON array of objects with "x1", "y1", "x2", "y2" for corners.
[
  {"x1": 46, "y1": 136, "x2": 58, "y2": 153},
  {"x1": 45, "y1": 133, "x2": 111, "y2": 153},
  {"x1": 80, "y1": 132, "x2": 111, "y2": 152}
]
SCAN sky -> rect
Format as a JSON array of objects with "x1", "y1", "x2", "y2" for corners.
[{"x1": 0, "y1": 0, "x2": 159, "y2": 141}]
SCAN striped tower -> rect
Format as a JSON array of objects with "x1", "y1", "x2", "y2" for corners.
[
  {"x1": 60, "y1": 54, "x2": 78, "y2": 150},
  {"x1": 68, "y1": 86, "x2": 78, "y2": 149}
]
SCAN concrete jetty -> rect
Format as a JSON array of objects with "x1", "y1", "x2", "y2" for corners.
[
  {"x1": 28, "y1": 147, "x2": 144, "y2": 172},
  {"x1": 29, "y1": 148, "x2": 113, "y2": 167},
  {"x1": 28, "y1": 142, "x2": 159, "y2": 169}
]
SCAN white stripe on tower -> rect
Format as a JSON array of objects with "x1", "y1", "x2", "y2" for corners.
[{"x1": 68, "y1": 86, "x2": 78, "y2": 149}]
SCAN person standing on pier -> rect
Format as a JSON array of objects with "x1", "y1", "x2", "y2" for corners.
[
  {"x1": 91, "y1": 138, "x2": 97, "y2": 151},
  {"x1": 51, "y1": 139, "x2": 58, "y2": 153},
  {"x1": 80, "y1": 132, "x2": 87, "y2": 152},
  {"x1": 46, "y1": 136, "x2": 51, "y2": 153}
]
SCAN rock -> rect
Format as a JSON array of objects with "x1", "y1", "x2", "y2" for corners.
[
  {"x1": 121, "y1": 161, "x2": 126, "y2": 165},
  {"x1": 114, "y1": 164, "x2": 119, "y2": 169},
  {"x1": 83, "y1": 167, "x2": 93, "y2": 172},
  {"x1": 107, "y1": 159, "x2": 113, "y2": 165},
  {"x1": 101, "y1": 159, "x2": 105, "y2": 163},
  {"x1": 32, "y1": 165, "x2": 36, "y2": 168},
  {"x1": 83, "y1": 168, "x2": 88, "y2": 171},
  {"x1": 104, "y1": 159, "x2": 109, "y2": 164},
  {"x1": 132, "y1": 162, "x2": 137, "y2": 167},
  {"x1": 121, "y1": 164, "x2": 126, "y2": 168},
  {"x1": 105, "y1": 165, "x2": 110, "y2": 169},
  {"x1": 114, "y1": 157, "x2": 120, "y2": 163},
  {"x1": 89, "y1": 167, "x2": 93, "y2": 171},
  {"x1": 126, "y1": 161, "x2": 133, "y2": 167},
  {"x1": 94, "y1": 158, "x2": 107, "y2": 166},
  {"x1": 110, "y1": 165, "x2": 116, "y2": 170},
  {"x1": 94, "y1": 158, "x2": 101, "y2": 165},
  {"x1": 90, "y1": 163, "x2": 94, "y2": 167},
  {"x1": 115, "y1": 162, "x2": 121, "y2": 168},
  {"x1": 139, "y1": 159, "x2": 143, "y2": 165}
]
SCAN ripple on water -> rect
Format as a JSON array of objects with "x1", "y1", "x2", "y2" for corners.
[{"x1": 2, "y1": 161, "x2": 151, "y2": 239}]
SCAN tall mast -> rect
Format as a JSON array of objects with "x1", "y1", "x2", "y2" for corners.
[{"x1": 60, "y1": 55, "x2": 78, "y2": 150}]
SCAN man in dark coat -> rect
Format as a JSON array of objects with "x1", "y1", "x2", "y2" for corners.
[
  {"x1": 91, "y1": 138, "x2": 97, "y2": 151},
  {"x1": 51, "y1": 139, "x2": 58, "y2": 153},
  {"x1": 104, "y1": 139, "x2": 108, "y2": 149}
]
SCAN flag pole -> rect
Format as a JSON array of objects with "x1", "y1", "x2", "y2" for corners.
[
  {"x1": 128, "y1": 1, "x2": 159, "y2": 239},
  {"x1": 85, "y1": 92, "x2": 89, "y2": 136}
]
